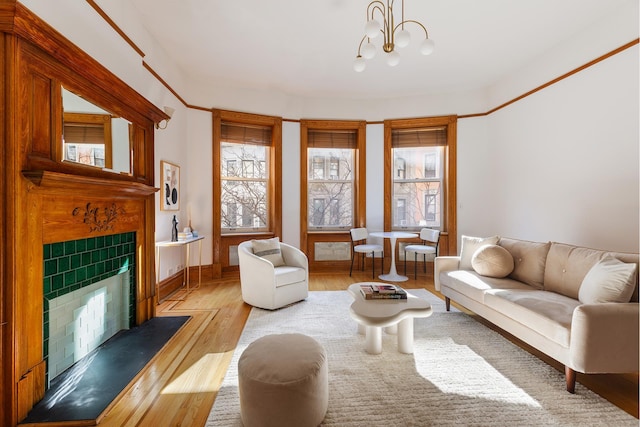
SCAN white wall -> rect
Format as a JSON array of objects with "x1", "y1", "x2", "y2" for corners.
[
  {"x1": 22, "y1": 0, "x2": 639, "y2": 280},
  {"x1": 459, "y1": 46, "x2": 639, "y2": 252}
]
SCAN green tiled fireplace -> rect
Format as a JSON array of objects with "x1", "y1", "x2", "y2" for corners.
[{"x1": 42, "y1": 232, "x2": 136, "y2": 382}]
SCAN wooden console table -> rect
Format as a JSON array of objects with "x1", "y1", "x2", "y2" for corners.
[{"x1": 155, "y1": 236, "x2": 204, "y2": 303}]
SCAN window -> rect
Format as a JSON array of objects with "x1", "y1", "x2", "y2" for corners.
[
  {"x1": 63, "y1": 112, "x2": 113, "y2": 169},
  {"x1": 385, "y1": 117, "x2": 457, "y2": 244},
  {"x1": 300, "y1": 120, "x2": 366, "y2": 267},
  {"x1": 306, "y1": 130, "x2": 356, "y2": 230},
  {"x1": 219, "y1": 120, "x2": 274, "y2": 232},
  {"x1": 391, "y1": 131, "x2": 444, "y2": 228}
]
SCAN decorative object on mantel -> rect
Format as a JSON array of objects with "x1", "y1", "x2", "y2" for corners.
[
  {"x1": 72, "y1": 202, "x2": 125, "y2": 232},
  {"x1": 353, "y1": 0, "x2": 435, "y2": 72},
  {"x1": 160, "y1": 160, "x2": 180, "y2": 211},
  {"x1": 171, "y1": 215, "x2": 179, "y2": 242}
]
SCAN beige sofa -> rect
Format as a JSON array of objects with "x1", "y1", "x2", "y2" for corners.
[{"x1": 435, "y1": 236, "x2": 639, "y2": 392}]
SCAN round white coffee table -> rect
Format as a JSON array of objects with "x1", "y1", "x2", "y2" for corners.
[{"x1": 347, "y1": 283, "x2": 432, "y2": 354}]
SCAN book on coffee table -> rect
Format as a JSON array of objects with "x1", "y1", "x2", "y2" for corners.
[{"x1": 359, "y1": 284, "x2": 407, "y2": 300}]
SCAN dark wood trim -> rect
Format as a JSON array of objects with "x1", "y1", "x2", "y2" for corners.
[
  {"x1": 23, "y1": 170, "x2": 158, "y2": 196},
  {"x1": 459, "y1": 38, "x2": 639, "y2": 119},
  {"x1": 85, "y1": 0, "x2": 145, "y2": 58},
  {"x1": 146, "y1": 40, "x2": 639, "y2": 124},
  {"x1": 10, "y1": 4, "x2": 166, "y2": 124},
  {"x1": 142, "y1": 61, "x2": 189, "y2": 108}
]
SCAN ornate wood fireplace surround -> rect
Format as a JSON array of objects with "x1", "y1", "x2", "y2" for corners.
[{"x1": 0, "y1": 2, "x2": 168, "y2": 424}]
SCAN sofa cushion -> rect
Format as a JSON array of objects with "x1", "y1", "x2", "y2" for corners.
[
  {"x1": 274, "y1": 266, "x2": 306, "y2": 287},
  {"x1": 471, "y1": 245, "x2": 514, "y2": 278},
  {"x1": 603, "y1": 251, "x2": 640, "y2": 303},
  {"x1": 484, "y1": 289, "x2": 579, "y2": 347},
  {"x1": 578, "y1": 257, "x2": 637, "y2": 303},
  {"x1": 543, "y1": 242, "x2": 607, "y2": 299},
  {"x1": 459, "y1": 235, "x2": 500, "y2": 270},
  {"x1": 252, "y1": 237, "x2": 285, "y2": 267},
  {"x1": 498, "y1": 238, "x2": 550, "y2": 289},
  {"x1": 439, "y1": 270, "x2": 534, "y2": 304}
]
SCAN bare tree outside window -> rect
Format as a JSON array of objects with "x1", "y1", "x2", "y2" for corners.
[
  {"x1": 221, "y1": 142, "x2": 268, "y2": 230},
  {"x1": 392, "y1": 146, "x2": 443, "y2": 228},
  {"x1": 307, "y1": 147, "x2": 354, "y2": 230}
]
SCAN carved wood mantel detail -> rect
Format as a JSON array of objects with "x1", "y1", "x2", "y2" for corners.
[{"x1": 72, "y1": 202, "x2": 126, "y2": 232}]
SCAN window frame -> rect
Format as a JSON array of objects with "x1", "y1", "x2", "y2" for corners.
[
  {"x1": 213, "y1": 109, "x2": 282, "y2": 272},
  {"x1": 300, "y1": 120, "x2": 366, "y2": 267},
  {"x1": 384, "y1": 115, "x2": 457, "y2": 255}
]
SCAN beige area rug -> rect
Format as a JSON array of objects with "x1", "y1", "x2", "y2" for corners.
[{"x1": 206, "y1": 290, "x2": 636, "y2": 426}]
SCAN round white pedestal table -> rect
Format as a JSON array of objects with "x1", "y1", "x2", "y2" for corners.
[{"x1": 369, "y1": 231, "x2": 417, "y2": 282}]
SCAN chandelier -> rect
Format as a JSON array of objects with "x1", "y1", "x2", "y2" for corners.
[{"x1": 353, "y1": 0, "x2": 434, "y2": 72}]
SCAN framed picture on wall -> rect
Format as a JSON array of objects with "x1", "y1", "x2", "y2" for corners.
[{"x1": 160, "y1": 160, "x2": 180, "y2": 211}]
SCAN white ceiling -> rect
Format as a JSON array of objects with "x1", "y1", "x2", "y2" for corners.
[{"x1": 128, "y1": 0, "x2": 632, "y2": 100}]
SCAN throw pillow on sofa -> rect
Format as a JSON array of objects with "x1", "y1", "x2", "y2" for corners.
[
  {"x1": 459, "y1": 235, "x2": 500, "y2": 270},
  {"x1": 252, "y1": 237, "x2": 285, "y2": 267},
  {"x1": 471, "y1": 245, "x2": 515, "y2": 278},
  {"x1": 578, "y1": 256, "x2": 638, "y2": 304}
]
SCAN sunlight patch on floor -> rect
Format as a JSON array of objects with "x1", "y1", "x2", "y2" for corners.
[
  {"x1": 414, "y1": 341, "x2": 541, "y2": 408},
  {"x1": 161, "y1": 351, "x2": 232, "y2": 394}
]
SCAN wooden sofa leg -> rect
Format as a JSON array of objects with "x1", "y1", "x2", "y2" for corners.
[
  {"x1": 445, "y1": 297, "x2": 450, "y2": 312},
  {"x1": 565, "y1": 366, "x2": 576, "y2": 393}
]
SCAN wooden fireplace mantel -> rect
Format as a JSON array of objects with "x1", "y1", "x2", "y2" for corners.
[
  {"x1": 0, "y1": 3, "x2": 165, "y2": 425},
  {"x1": 23, "y1": 170, "x2": 159, "y2": 197}
]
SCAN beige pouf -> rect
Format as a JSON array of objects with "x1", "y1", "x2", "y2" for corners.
[{"x1": 238, "y1": 333, "x2": 328, "y2": 427}]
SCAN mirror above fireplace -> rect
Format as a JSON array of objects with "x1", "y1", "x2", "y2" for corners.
[{"x1": 62, "y1": 87, "x2": 133, "y2": 175}]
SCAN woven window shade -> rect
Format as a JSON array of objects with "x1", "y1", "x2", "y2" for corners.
[
  {"x1": 221, "y1": 122, "x2": 272, "y2": 145},
  {"x1": 308, "y1": 129, "x2": 357, "y2": 148},
  {"x1": 392, "y1": 127, "x2": 447, "y2": 147},
  {"x1": 63, "y1": 123, "x2": 105, "y2": 145}
]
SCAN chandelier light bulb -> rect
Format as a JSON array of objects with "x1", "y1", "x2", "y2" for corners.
[
  {"x1": 353, "y1": 56, "x2": 366, "y2": 72},
  {"x1": 361, "y1": 42, "x2": 376, "y2": 59},
  {"x1": 365, "y1": 19, "x2": 381, "y2": 38},
  {"x1": 386, "y1": 50, "x2": 400, "y2": 66},
  {"x1": 420, "y1": 38, "x2": 435, "y2": 55},
  {"x1": 395, "y1": 29, "x2": 411, "y2": 48}
]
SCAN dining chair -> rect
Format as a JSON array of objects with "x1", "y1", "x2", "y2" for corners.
[
  {"x1": 403, "y1": 228, "x2": 440, "y2": 279},
  {"x1": 349, "y1": 228, "x2": 384, "y2": 278}
]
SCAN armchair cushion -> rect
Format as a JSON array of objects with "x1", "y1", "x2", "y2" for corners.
[
  {"x1": 275, "y1": 266, "x2": 307, "y2": 287},
  {"x1": 252, "y1": 237, "x2": 285, "y2": 267}
]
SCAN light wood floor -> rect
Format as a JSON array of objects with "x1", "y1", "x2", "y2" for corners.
[{"x1": 98, "y1": 271, "x2": 639, "y2": 426}]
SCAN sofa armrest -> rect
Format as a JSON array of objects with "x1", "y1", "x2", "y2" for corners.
[
  {"x1": 570, "y1": 303, "x2": 639, "y2": 373},
  {"x1": 434, "y1": 256, "x2": 461, "y2": 291}
]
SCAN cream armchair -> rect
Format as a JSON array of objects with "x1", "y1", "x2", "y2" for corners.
[{"x1": 238, "y1": 240, "x2": 309, "y2": 310}]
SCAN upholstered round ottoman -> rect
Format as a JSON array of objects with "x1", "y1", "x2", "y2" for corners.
[{"x1": 238, "y1": 333, "x2": 328, "y2": 427}]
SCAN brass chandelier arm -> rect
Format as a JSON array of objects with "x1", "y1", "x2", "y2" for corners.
[
  {"x1": 393, "y1": 19, "x2": 430, "y2": 39},
  {"x1": 356, "y1": 35, "x2": 368, "y2": 56}
]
